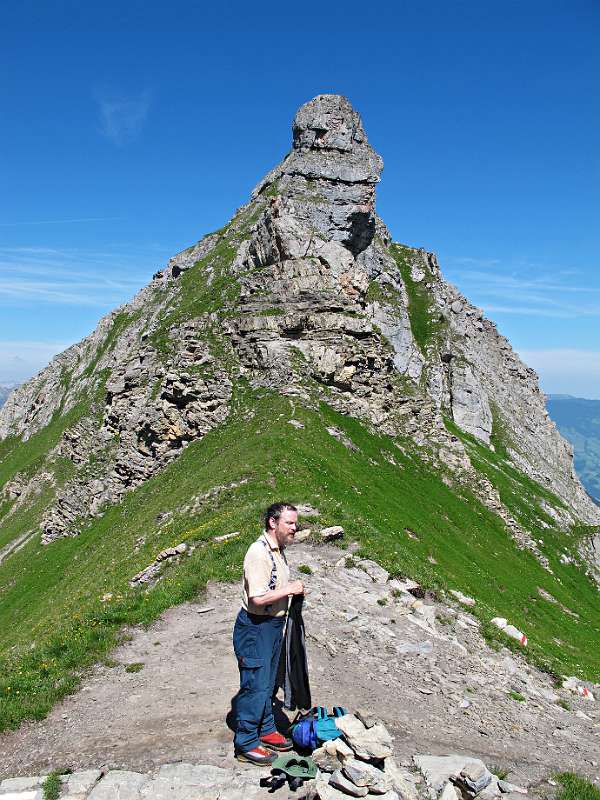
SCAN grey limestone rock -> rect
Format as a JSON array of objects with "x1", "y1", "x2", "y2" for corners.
[
  {"x1": 253, "y1": 94, "x2": 383, "y2": 256},
  {"x1": 498, "y1": 779, "x2": 528, "y2": 794},
  {"x1": 456, "y1": 761, "x2": 493, "y2": 795},
  {"x1": 61, "y1": 770, "x2": 102, "y2": 797},
  {"x1": 413, "y1": 755, "x2": 489, "y2": 793},
  {"x1": 334, "y1": 714, "x2": 393, "y2": 759},
  {"x1": 87, "y1": 770, "x2": 149, "y2": 800},
  {"x1": 329, "y1": 769, "x2": 369, "y2": 797},
  {"x1": 343, "y1": 758, "x2": 393, "y2": 792},
  {"x1": 357, "y1": 559, "x2": 390, "y2": 584},
  {"x1": 313, "y1": 737, "x2": 355, "y2": 772},
  {"x1": 449, "y1": 361, "x2": 493, "y2": 444},
  {"x1": 0, "y1": 775, "x2": 46, "y2": 792},
  {"x1": 383, "y1": 758, "x2": 420, "y2": 800},
  {"x1": 440, "y1": 784, "x2": 462, "y2": 800},
  {"x1": 320, "y1": 525, "x2": 345, "y2": 541}
]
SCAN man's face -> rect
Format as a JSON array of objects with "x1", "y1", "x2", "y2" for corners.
[{"x1": 271, "y1": 509, "x2": 298, "y2": 547}]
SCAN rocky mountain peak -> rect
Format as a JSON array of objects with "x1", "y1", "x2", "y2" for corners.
[
  {"x1": 1, "y1": 94, "x2": 599, "y2": 554},
  {"x1": 253, "y1": 94, "x2": 383, "y2": 256},
  {"x1": 292, "y1": 93, "x2": 368, "y2": 153}
]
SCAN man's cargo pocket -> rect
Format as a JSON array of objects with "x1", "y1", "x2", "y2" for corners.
[{"x1": 238, "y1": 656, "x2": 267, "y2": 692}]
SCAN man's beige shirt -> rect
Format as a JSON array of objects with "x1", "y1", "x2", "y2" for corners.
[{"x1": 242, "y1": 533, "x2": 290, "y2": 617}]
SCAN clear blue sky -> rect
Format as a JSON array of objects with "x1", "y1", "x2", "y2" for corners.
[{"x1": 1, "y1": 1, "x2": 599, "y2": 396}]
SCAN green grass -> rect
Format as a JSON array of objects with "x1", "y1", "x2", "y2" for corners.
[
  {"x1": 42, "y1": 770, "x2": 66, "y2": 800},
  {"x1": 0, "y1": 400, "x2": 89, "y2": 488},
  {"x1": 148, "y1": 234, "x2": 239, "y2": 358},
  {"x1": 509, "y1": 690, "x2": 526, "y2": 702},
  {"x1": 124, "y1": 662, "x2": 144, "y2": 673},
  {"x1": 555, "y1": 773, "x2": 600, "y2": 800},
  {"x1": 298, "y1": 564, "x2": 313, "y2": 575},
  {"x1": 82, "y1": 310, "x2": 142, "y2": 379},
  {"x1": 389, "y1": 243, "x2": 447, "y2": 353},
  {"x1": 1, "y1": 389, "x2": 599, "y2": 733},
  {"x1": 489, "y1": 400, "x2": 515, "y2": 458},
  {"x1": 148, "y1": 201, "x2": 266, "y2": 360},
  {"x1": 488, "y1": 764, "x2": 509, "y2": 781}
]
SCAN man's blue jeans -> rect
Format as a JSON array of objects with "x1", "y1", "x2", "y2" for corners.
[{"x1": 232, "y1": 608, "x2": 285, "y2": 753}]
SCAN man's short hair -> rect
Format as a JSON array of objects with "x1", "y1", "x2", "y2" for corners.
[{"x1": 264, "y1": 502, "x2": 297, "y2": 531}]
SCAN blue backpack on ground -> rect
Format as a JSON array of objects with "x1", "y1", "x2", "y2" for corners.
[{"x1": 291, "y1": 706, "x2": 347, "y2": 751}]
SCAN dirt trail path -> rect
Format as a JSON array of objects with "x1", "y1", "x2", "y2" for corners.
[{"x1": 1, "y1": 541, "x2": 598, "y2": 790}]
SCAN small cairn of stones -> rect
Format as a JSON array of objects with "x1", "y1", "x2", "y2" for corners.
[
  {"x1": 307, "y1": 709, "x2": 418, "y2": 800},
  {"x1": 307, "y1": 711, "x2": 529, "y2": 799}
]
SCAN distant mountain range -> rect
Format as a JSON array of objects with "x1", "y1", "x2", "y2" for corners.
[
  {"x1": 547, "y1": 395, "x2": 600, "y2": 506},
  {"x1": 0, "y1": 384, "x2": 18, "y2": 409}
]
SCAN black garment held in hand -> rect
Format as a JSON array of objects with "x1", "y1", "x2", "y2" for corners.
[{"x1": 274, "y1": 594, "x2": 311, "y2": 710}]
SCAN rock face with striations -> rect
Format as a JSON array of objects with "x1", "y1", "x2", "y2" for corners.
[{"x1": 1, "y1": 94, "x2": 598, "y2": 549}]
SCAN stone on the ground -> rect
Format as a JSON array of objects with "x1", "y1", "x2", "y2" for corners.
[
  {"x1": 295, "y1": 528, "x2": 312, "y2": 542},
  {"x1": 440, "y1": 784, "x2": 461, "y2": 800},
  {"x1": 313, "y1": 738, "x2": 354, "y2": 772},
  {"x1": 141, "y1": 763, "x2": 233, "y2": 794},
  {"x1": 414, "y1": 755, "x2": 489, "y2": 793},
  {"x1": 313, "y1": 745, "x2": 343, "y2": 773},
  {"x1": 213, "y1": 531, "x2": 239, "y2": 542},
  {"x1": 320, "y1": 525, "x2": 344, "y2": 541},
  {"x1": 498, "y1": 779, "x2": 528, "y2": 794},
  {"x1": 354, "y1": 707, "x2": 379, "y2": 728},
  {"x1": 450, "y1": 590, "x2": 476, "y2": 607},
  {"x1": 383, "y1": 759, "x2": 419, "y2": 800},
  {"x1": 396, "y1": 640, "x2": 433, "y2": 655},
  {"x1": 61, "y1": 769, "x2": 102, "y2": 797},
  {"x1": 358, "y1": 559, "x2": 389, "y2": 584},
  {"x1": 499, "y1": 796, "x2": 528, "y2": 800},
  {"x1": 88, "y1": 770, "x2": 149, "y2": 799},
  {"x1": 296, "y1": 504, "x2": 319, "y2": 516},
  {"x1": 0, "y1": 792, "x2": 41, "y2": 800},
  {"x1": 315, "y1": 779, "x2": 355, "y2": 800},
  {"x1": 478, "y1": 780, "x2": 502, "y2": 798},
  {"x1": 343, "y1": 758, "x2": 392, "y2": 792},
  {"x1": 412, "y1": 602, "x2": 436, "y2": 629},
  {"x1": 457, "y1": 761, "x2": 493, "y2": 794},
  {"x1": 0, "y1": 777, "x2": 45, "y2": 793},
  {"x1": 329, "y1": 769, "x2": 369, "y2": 797},
  {"x1": 335, "y1": 714, "x2": 393, "y2": 759}
]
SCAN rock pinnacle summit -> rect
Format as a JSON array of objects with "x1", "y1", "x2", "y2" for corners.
[
  {"x1": 1, "y1": 93, "x2": 598, "y2": 556},
  {"x1": 253, "y1": 94, "x2": 384, "y2": 255}
]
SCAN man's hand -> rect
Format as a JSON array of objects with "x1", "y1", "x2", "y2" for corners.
[{"x1": 287, "y1": 580, "x2": 305, "y2": 596}]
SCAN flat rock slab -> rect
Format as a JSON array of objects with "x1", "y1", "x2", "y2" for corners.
[
  {"x1": 335, "y1": 714, "x2": 393, "y2": 759},
  {"x1": 87, "y1": 771, "x2": 149, "y2": 800},
  {"x1": 0, "y1": 793, "x2": 42, "y2": 800},
  {"x1": 0, "y1": 777, "x2": 45, "y2": 793},
  {"x1": 414, "y1": 755, "x2": 488, "y2": 793},
  {"x1": 357, "y1": 560, "x2": 390, "y2": 584},
  {"x1": 139, "y1": 763, "x2": 242, "y2": 799},
  {"x1": 61, "y1": 769, "x2": 102, "y2": 797}
]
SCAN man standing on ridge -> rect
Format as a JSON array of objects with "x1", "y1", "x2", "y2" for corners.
[{"x1": 232, "y1": 502, "x2": 305, "y2": 765}]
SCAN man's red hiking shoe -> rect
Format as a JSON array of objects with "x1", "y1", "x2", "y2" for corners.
[
  {"x1": 235, "y1": 746, "x2": 277, "y2": 766},
  {"x1": 259, "y1": 731, "x2": 294, "y2": 751}
]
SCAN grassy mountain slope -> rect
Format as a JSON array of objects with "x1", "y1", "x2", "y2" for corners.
[
  {"x1": 1, "y1": 387, "x2": 599, "y2": 732},
  {"x1": 547, "y1": 395, "x2": 600, "y2": 505}
]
